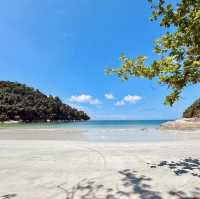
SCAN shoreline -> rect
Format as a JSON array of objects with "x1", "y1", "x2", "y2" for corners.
[{"x1": 0, "y1": 128, "x2": 200, "y2": 142}]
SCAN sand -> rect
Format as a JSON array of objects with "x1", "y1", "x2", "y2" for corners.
[{"x1": 0, "y1": 129, "x2": 200, "y2": 199}]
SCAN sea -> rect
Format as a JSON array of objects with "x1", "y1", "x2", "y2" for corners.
[
  {"x1": 0, "y1": 120, "x2": 183, "y2": 142},
  {"x1": 0, "y1": 119, "x2": 167, "y2": 129}
]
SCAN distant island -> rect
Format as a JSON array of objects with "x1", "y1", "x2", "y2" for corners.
[{"x1": 0, "y1": 81, "x2": 90, "y2": 123}]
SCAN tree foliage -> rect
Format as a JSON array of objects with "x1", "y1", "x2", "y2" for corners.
[
  {"x1": 0, "y1": 81, "x2": 90, "y2": 122},
  {"x1": 107, "y1": 0, "x2": 200, "y2": 106}
]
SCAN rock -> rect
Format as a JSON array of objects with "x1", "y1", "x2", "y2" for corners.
[
  {"x1": 160, "y1": 118, "x2": 200, "y2": 130},
  {"x1": 3, "y1": 120, "x2": 21, "y2": 124}
]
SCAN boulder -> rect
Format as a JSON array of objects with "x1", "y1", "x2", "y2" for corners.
[{"x1": 160, "y1": 118, "x2": 200, "y2": 130}]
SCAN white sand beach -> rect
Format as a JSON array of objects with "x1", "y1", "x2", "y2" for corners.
[{"x1": 0, "y1": 129, "x2": 200, "y2": 199}]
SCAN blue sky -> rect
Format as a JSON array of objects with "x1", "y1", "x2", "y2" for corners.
[{"x1": 0, "y1": 0, "x2": 199, "y2": 120}]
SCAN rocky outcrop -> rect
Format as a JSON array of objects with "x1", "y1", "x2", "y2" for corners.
[
  {"x1": 183, "y1": 98, "x2": 200, "y2": 118},
  {"x1": 161, "y1": 97, "x2": 200, "y2": 130},
  {"x1": 160, "y1": 118, "x2": 200, "y2": 130}
]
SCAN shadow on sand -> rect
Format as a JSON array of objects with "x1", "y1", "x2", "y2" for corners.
[
  {"x1": 168, "y1": 188, "x2": 200, "y2": 199},
  {"x1": 57, "y1": 169, "x2": 162, "y2": 199},
  {"x1": 1, "y1": 158, "x2": 200, "y2": 199},
  {"x1": 148, "y1": 157, "x2": 200, "y2": 178},
  {"x1": 57, "y1": 168, "x2": 200, "y2": 199},
  {"x1": 0, "y1": 194, "x2": 17, "y2": 199}
]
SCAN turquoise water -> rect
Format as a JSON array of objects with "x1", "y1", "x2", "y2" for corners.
[
  {"x1": 0, "y1": 120, "x2": 180, "y2": 142},
  {"x1": 0, "y1": 120, "x2": 168, "y2": 129}
]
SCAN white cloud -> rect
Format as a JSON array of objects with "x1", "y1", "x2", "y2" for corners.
[
  {"x1": 123, "y1": 95, "x2": 142, "y2": 104},
  {"x1": 69, "y1": 94, "x2": 91, "y2": 103},
  {"x1": 89, "y1": 98, "x2": 101, "y2": 105},
  {"x1": 115, "y1": 95, "x2": 142, "y2": 107},
  {"x1": 104, "y1": 93, "x2": 115, "y2": 100},
  {"x1": 115, "y1": 100, "x2": 125, "y2": 107},
  {"x1": 69, "y1": 94, "x2": 101, "y2": 105},
  {"x1": 68, "y1": 103, "x2": 84, "y2": 111}
]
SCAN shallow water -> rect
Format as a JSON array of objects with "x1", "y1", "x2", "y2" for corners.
[
  {"x1": 83, "y1": 128, "x2": 180, "y2": 142},
  {"x1": 0, "y1": 120, "x2": 187, "y2": 142}
]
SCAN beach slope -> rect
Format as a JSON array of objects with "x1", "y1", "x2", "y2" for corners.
[{"x1": 0, "y1": 129, "x2": 200, "y2": 199}]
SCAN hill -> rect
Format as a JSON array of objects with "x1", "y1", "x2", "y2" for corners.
[
  {"x1": 183, "y1": 98, "x2": 200, "y2": 118},
  {"x1": 0, "y1": 81, "x2": 90, "y2": 122}
]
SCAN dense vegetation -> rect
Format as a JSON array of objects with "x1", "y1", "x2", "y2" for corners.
[
  {"x1": 108, "y1": 0, "x2": 200, "y2": 106},
  {"x1": 0, "y1": 81, "x2": 90, "y2": 122},
  {"x1": 183, "y1": 98, "x2": 200, "y2": 118}
]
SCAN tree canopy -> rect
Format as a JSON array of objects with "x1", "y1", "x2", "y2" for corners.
[
  {"x1": 0, "y1": 81, "x2": 90, "y2": 122},
  {"x1": 107, "y1": 0, "x2": 200, "y2": 106}
]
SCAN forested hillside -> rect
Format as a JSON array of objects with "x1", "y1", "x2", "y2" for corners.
[
  {"x1": 0, "y1": 81, "x2": 90, "y2": 122},
  {"x1": 183, "y1": 98, "x2": 200, "y2": 118}
]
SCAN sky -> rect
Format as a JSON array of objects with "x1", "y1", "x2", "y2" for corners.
[{"x1": 0, "y1": 0, "x2": 199, "y2": 120}]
